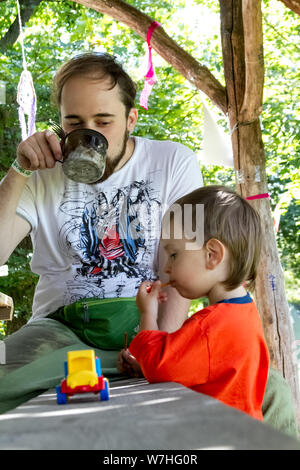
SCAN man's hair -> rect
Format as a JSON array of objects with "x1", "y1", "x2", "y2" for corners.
[
  {"x1": 174, "y1": 185, "x2": 262, "y2": 292},
  {"x1": 52, "y1": 52, "x2": 137, "y2": 117}
]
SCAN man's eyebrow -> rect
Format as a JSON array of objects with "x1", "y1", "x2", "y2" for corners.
[{"x1": 63, "y1": 113, "x2": 116, "y2": 119}]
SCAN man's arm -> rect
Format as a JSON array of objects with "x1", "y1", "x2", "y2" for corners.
[
  {"x1": 157, "y1": 244, "x2": 190, "y2": 332},
  {"x1": 0, "y1": 130, "x2": 62, "y2": 265},
  {"x1": 0, "y1": 169, "x2": 31, "y2": 265}
]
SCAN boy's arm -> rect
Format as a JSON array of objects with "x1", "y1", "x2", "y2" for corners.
[
  {"x1": 157, "y1": 287, "x2": 190, "y2": 332},
  {"x1": 117, "y1": 280, "x2": 190, "y2": 377},
  {"x1": 139, "y1": 313, "x2": 159, "y2": 331},
  {"x1": 136, "y1": 281, "x2": 161, "y2": 331},
  {"x1": 129, "y1": 317, "x2": 210, "y2": 386},
  {"x1": 117, "y1": 281, "x2": 162, "y2": 377},
  {"x1": 130, "y1": 282, "x2": 209, "y2": 385}
]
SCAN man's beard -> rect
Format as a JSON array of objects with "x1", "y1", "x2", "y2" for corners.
[{"x1": 93, "y1": 129, "x2": 129, "y2": 184}]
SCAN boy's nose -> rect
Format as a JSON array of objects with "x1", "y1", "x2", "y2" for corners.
[{"x1": 164, "y1": 262, "x2": 171, "y2": 274}]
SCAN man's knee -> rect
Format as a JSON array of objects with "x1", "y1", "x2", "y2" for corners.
[{"x1": 262, "y1": 367, "x2": 298, "y2": 438}]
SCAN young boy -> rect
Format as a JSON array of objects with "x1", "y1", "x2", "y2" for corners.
[{"x1": 125, "y1": 185, "x2": 270, "y2": 421}]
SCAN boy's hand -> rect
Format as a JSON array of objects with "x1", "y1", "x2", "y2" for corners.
[
  {"x1": 136, "y1": 280, "x2": 168, "y2": 330},
  {"x1": 136, "y1": 280, "x2": 167, "y2": 317},
  {"x1": 117, "y1": 349, "x2": 143, "y2": 378}
]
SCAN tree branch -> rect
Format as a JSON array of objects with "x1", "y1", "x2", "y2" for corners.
[
  {"x1": 277, "y1": 0, "x2": 300, "y2": 15},
  {"x1": 0, "y1": 0, "x2": 43, "y2": 52},
  {"x1": 74, "y1": 0, "x2": 228, "y2": 114}
]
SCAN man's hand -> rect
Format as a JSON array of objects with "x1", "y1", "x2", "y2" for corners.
[
  {"x1": 117, "y1": 349, "x2": 143, "y2": 378},
  {"x1": 16, "y1": 130, "x2": 62, "y2": 171}
]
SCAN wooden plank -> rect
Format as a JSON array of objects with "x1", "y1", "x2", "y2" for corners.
[{"x1": 0, "y1": 292, "x2": 13, "y2": 321}]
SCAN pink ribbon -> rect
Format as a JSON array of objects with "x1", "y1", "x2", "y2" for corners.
[
  {"x1": 139, "y1": 21, "x2": 161, "y2": 110},
  {"x1": 246, "y1": 193, "x2": 270, "y2": 201}
]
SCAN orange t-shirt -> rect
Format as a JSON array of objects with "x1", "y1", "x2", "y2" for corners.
[{"x1": 129, "y1": 297, "x2": 269, "y2": 421}]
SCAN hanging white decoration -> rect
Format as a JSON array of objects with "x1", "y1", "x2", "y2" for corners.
[
  {"x1": 198, "y1": 94, "x2": 233, "y2": 168},
  {"x1": 16, "y1": 0, "x2": 37, "y2": 141}
]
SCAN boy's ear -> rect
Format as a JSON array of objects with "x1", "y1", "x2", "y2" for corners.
[{"x1": 205, "y1": 238, "x2": 226, "y2": 270}]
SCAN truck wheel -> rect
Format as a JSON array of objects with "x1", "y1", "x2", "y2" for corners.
[
  {"x1": 100, "y1": 379, "x2": 109, "y2": 401},
  {"x1": 56, "y1": 385, "x2": 67, "y2": 404}
]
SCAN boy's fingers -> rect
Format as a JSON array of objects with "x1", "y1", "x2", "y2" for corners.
[
  {"x1": 145, "y1": 280, "x2": 161, "y2": 293},
  {"x1": 158, "y1": 293, "x2": 168, "y2": 304},
  {"x1": 150, "y1": 280, "x2": 161, "y2": 292},
  {"x1": 119, "y1": 348, "x2": 132, "y2": 364}
]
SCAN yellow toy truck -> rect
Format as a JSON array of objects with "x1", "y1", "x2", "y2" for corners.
[{"x1": 56, "y1": 349, "x2": 109, "y2": 404}]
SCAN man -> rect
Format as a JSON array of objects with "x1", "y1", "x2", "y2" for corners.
[{"x1": 0, "y1": 52, "x2": 203, "y2": 412}]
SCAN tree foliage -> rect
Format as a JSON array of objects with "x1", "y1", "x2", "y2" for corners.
[{"x1": 0, "y1": 0, "x2": 299, "y2": 335}]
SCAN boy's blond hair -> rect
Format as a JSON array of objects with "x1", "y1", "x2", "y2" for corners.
[{"x1": 174, "y1": 185, "x2": 262, "y2": 292}]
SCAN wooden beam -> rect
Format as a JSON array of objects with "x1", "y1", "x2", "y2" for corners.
[
  {"x1": 74, "y1": 0, "x2": 227, "y2": 114},
  {"x1": 219, "y1": 0, "x2": 300, "y2": 425},
  {"x1": 240, "y1": 0, "x2": 264, "y2": 122}
]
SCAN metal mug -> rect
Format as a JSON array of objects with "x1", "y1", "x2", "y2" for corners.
[{"x1": 58, "y1": 128, "x2": 108, "y2": 184}]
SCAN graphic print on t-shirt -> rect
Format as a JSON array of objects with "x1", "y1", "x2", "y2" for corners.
[{"x1": 58, "y1": 179, "x2": 162, "y2": 302}]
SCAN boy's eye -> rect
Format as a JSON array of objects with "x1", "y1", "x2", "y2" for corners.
[{"x1": 170, "y1": 253, "x2": 177, "y2": 260}]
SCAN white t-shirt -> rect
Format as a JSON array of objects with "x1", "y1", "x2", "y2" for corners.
[{"x1": 16, "y1": 136, "x2": 203, "y2": 320}]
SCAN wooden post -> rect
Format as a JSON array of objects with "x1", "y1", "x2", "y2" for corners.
[{"x1": 219, "y1": 0, "x2": 300, "y2": 424}]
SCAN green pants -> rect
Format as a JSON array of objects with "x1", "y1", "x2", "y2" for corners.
[
  {"x1": 262, "y1": 367, "x2": 298, "y2": 437},
  {"x1": 0, "y1": 316, "x2": 298, "y2": 438},
  {"x1": 0, "y1": 318, "x2": 125, "y2": 414}
]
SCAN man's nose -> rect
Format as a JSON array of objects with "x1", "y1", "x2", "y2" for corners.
[
  {"x1": 85, "y1": 121, "x2": 96, "y2": 131},
  {"x1": 79, "y1": 119, "x2": 96, "y2": 131}
]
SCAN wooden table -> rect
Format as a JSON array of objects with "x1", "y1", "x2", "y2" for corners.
[{"x1": 0, "y1": 377, "x2": 299, "y2": 450}]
